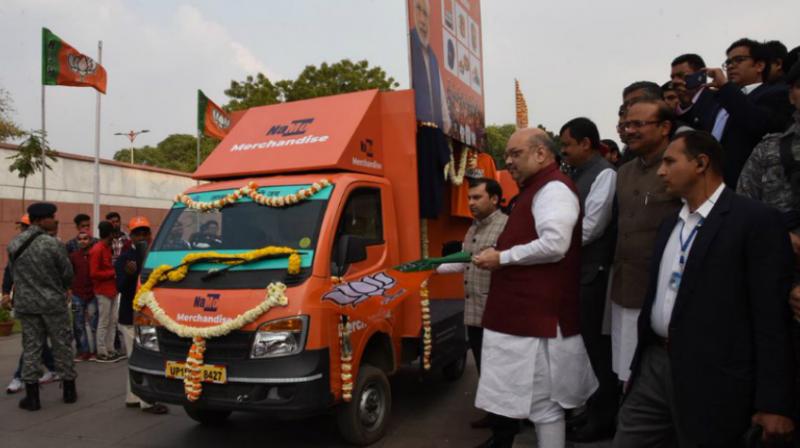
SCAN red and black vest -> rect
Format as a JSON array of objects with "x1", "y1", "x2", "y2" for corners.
[{"x1": 482, "y1": 162, "x2": 582, "y2": 338}]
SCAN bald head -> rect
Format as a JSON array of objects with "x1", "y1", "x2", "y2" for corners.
[{"x1": 505, "y1": 128, "x2": 558, "y2": 184}]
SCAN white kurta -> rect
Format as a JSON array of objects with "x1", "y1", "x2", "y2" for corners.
[
  {"x1": 610, "y1": 302, "x2": 640, "y2": 382},
  {"x1": 475, "y1": 180, "x2": 598, "y2": 423}
]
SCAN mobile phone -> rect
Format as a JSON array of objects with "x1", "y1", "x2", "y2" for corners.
[{"x1": 684, "y1": 71, "x2": 707, "y2": 90}]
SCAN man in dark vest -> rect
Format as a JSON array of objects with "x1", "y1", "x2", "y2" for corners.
[
  {"x1": 609, "y1": 98, "x2": 681, "y2": 384},
  {"x1": 559, "y1": 117, "x2": 619, "y2": 442},
  {"x1": 472, "y1": 128, "x2": 597, "y2": 448}
]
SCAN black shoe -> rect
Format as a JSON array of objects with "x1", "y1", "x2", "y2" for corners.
[
  {"x1": 470, "y1": 413, "x2": 492, "y2": 429},
  {"x1": 19, "y1": 382, "x2": 41, "y2": 411},
  {"x1": 473, "y1": 435, "x2": 515, "y2": 448},
  {"x1": 62, "y1": 379, "x2": 77, "y2": 403},
  {"x1": 567, "y1": 420, "x2": 616, "y2": 443}
]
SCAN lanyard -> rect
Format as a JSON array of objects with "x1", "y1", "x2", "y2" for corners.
[{"x1": 678, "y1": 217, "x2": 705, "y2": 267}]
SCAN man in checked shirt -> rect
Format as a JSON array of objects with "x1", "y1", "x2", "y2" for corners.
[{"x1": 437, "y1": 177, "x2": 508, "y2": 430}]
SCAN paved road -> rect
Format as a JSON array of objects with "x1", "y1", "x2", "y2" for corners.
[{"x1": 0, "y1": 333, "x2": 612, "y2": 447}]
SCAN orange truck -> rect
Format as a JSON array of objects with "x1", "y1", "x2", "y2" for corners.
[{"x1": 129, "y1": 89, "x2": 473, "y2": 445}]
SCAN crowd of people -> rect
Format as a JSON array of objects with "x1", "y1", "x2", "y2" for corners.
[
  {"x1": 440, "y1": 37, "x2": 800, "y2": 448},
  {"x1": 2, "y1": 33, "x2": 799, "y2": 448},
  {"x1": 1, "y1": 208, "x2": 168, "y2": 414}
]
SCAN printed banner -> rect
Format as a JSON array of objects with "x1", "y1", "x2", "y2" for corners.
[
  {"x1": 407, "y1": 0, "x2": 485, "y2": 147},
  {"x1": 42, "y1": 28, "x2": 107, "y2": 94}
]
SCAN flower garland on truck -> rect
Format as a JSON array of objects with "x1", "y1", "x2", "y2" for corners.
[
  {"x1": 175, "y1": 179, "x2": 331, "y2": 211},
  {"x1": 133, "y1": 246, "x2": 300, "y2": 401}
]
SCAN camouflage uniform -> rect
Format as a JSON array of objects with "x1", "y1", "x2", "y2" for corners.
[
  {"x1": 7, "y1": 225, "x2": 76, "y2": 383},
  {"x1": 737, "y1": 111, "x2": 800, "y2": 224}
]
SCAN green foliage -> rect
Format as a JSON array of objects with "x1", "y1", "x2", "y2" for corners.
[
  {"x1": 112, "y1": 134, "x2": 217, "y2": 173},
  {"x1": 0, "y1": 89, "x2": 24, "y2": 143},
  {"x1": 7, "y1": 130, "x2": 58, "y2": 209},
  {"x1": 484, "y1": 124, "x2": 516, "y2": 168},
  {"x1": 224, "y1": 73, "x2": 281, "y2": 112},
  {"x1": 0, "y1": 307, "x2": 11, "y2": 322},
  {"x1": 484, "y1": 124, "x2": 561, "y2": 169},
  {"x1": 224, "y1": 59, "x2": 399, "y2": 111}
]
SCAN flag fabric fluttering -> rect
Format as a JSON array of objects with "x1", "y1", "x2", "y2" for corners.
[
  {"x1": 42, "y1": 28, "x2": 107, "y2": 94},
  {"x1": 197, "y1": 90, "x2": 231, "y2": 140},
  {"x1": 515, "y1": 79, "x2": 528, "y2": 129}
]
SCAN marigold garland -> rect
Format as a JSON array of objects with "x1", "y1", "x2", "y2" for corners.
[
  {"x1": 420, "y1": 280, "x2": 432, "y2": 370},
  {"x1": 175, "y1": 179, "x2": 331, "y2": 212},
  {"x1": 133, "y1": 246, "x2": 297, "y2": 402},
  {"x1": 338, "y1": 315, "x2": 354, "y2": 402}
]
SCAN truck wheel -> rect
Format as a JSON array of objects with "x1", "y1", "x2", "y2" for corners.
[
  {"x1": 336, "y1": 365, "x2": 392, "y2": 446},
  {"x1": 183, "y1": 405, "x2": 232, "y2": 426},
  {"x1": 442, "y1": 353, "x2": 466, "y2": 382}
]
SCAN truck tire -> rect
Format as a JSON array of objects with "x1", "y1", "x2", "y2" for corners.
[
  {"x1": 183, "y1": 405, "x2": 232, "y2": 426},
  {"x1": 336, "y1": 365, "x2": 392, "y2": 446},
  {"x1": 442, "y1": 353, "x2": 466, "y2": 382}
]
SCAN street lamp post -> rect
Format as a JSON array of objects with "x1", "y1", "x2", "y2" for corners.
[{"x1": 114, "y1": 129, "x2": 150, "y2": 164}]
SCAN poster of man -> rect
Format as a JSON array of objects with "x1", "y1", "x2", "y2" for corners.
[{"x1": 408, "y1": 0, "x2": 485, "y2": 147}]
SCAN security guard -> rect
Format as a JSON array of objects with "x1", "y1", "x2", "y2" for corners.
[{"x1": 7, "y1": 202, "x2": 76, "y2": 410}]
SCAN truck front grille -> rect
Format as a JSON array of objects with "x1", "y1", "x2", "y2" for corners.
[{"x1": 157, "y1": 329, "x2": 253, "y2": 362}]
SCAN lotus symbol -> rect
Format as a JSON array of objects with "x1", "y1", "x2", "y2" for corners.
[
  {"x1": 323, "y1": 272, "x2": 399, "y2": 307},
  {"x1": 67, "y1": 54, "x2": 98, "y2": 81},
  {"x1": 212, "y1": 108, "x2": 230, "y2": 130}
]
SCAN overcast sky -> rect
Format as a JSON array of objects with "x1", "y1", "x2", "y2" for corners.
[{"x1": 1, "y1": 0, "x2": 797, "y2": 159}]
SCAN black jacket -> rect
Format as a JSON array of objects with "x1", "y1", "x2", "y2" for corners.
[
  {"x1": 630, "y1": 187, "x2": 795, "y2": 443},
  {"x1": 682, "y1": 83, "x2": 793, "y2": 187}
]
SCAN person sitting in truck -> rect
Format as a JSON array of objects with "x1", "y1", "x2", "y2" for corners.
[
  {"x1": 161, "y1": 220, "x2": 191, "y2": 250},
  {"x1": 189, "y1": 221, "x2": 223, "y2": 249},
  {"x1": 436, "y1": 177, "x2": 507, "y2": 430}
]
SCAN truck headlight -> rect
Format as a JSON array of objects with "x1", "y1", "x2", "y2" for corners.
[
  {"x1": 135, "y1": 326, "x2": 160, "y2": 352},
  {"x1": 251, "y1": 316, "x2": 308, "y2": 359}
]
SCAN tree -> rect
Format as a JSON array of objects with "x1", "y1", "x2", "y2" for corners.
[
  {"x1": 484, "y1": 124, "x2": 561, "y2": 169},
  {"x1": 7, "y1": 130, "x2": 58, "y2": 211},
  {"x1": 224, "y1": 73, "x2": 281, "y2": 112},
  {"x1": 0, "y1": 89, "x2": 24, "y2": 143},
  {"x1": 112, "y1": 134, "x2": 217, "y2": 173},
  {"x1": 224, "y1": 59, "x2": 399, "y2": 111}
]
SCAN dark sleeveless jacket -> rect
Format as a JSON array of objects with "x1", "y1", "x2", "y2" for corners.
[
  {"x1": 571, "y1": 154, "x2": 616, "y2": 283},
  {"x1": 482, "y1": 163, "x2": 582, "y2": 338}
]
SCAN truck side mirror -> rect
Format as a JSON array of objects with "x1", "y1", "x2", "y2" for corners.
[{"x1": 334, "y1": 235, "x2": 369, "y2": 276}]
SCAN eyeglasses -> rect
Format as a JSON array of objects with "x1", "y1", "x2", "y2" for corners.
[
  {"x1": 722, "y1": 56, "x2": 752, "y2": 70},
  {"x1": 621, "y1": 120, "x2": 662, "y2": 130}
]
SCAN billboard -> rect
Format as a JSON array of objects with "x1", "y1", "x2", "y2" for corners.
[{"x1": 407, "y1": 0, "x2": 485, "y2": 148}]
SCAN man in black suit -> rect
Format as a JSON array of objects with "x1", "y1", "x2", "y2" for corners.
[
  {"x1": 705, "y1": 39, "x2": 793, "y2": 186},
  {"x1": 613, "y1": 131, "x2": 796, "y2": 447}
]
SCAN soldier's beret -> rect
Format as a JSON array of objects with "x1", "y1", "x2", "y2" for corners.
[{"x1": 27, "y1": 202, "x2": 57, "y2": 220}]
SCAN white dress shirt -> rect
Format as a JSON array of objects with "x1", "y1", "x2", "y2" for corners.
[
  {"x1": 582, "y1": 168, "x2": 617, "y2": 246},
  {"x1": 499, "y1": 181, "x2": 580, "y2": 266},
  {"x1": 650, "y1": 183, "x2": 725, "y2": 337}
]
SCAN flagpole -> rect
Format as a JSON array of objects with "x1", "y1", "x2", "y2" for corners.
[
  {"x1": 92, "y1": 40, "x2": 102, "y2": 237},
  {"x1": 41, "y1": 85, "x2": 46, "y2": 200},
  {"x1": 196, "y1": 129, "x2": 201, "y2": 185}
]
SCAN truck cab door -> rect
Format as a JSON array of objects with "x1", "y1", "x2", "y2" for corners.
[{"x1": 330, "y1": 186, "x2": 386, "y2": 278}]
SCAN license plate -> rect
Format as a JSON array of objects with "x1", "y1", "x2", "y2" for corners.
[{"x1": 165, "y1": 361, "x2": 227, "y2": 384}]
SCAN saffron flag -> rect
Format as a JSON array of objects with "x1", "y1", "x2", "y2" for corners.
[
  {"x1": 42, "y1": 28, "x2": 107, "y2": 94},
  {"x1": 515, "y1": 79, "x2": 528, "y2": 129},
  {"x1": 197, "y1": 90, "x2": 231, "y2": 140}
]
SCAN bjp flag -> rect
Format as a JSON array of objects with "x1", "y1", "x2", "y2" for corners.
[
  {"x1": 197, "y1": 90, "x2": 231, "y2": 140},
  {"x1": 42, "y1": 28, "x2": 107, "y2": 94}
]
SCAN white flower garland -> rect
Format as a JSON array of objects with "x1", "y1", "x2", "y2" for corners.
[
  {"x1": 420, "y1": 280, "x2": 432, "y2": 370},
  {"x1": 138, "y1": 283, "x2": 289, "y2": 401},
  {"x1": 175, "y1": 179, "x2": 331, "y2": 212}
]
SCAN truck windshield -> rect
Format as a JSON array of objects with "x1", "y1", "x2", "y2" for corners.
[{"x1": 151, "y1": 184, "x2": 330, "y2": 254}]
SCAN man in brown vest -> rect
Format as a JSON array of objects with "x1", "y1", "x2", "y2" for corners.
[
  {"x1": 472, "y1": 128, "x2": 597, "y2": 448},
  {"x1": 609, "y1": 98, "x2": 681, "y2": 384}
]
